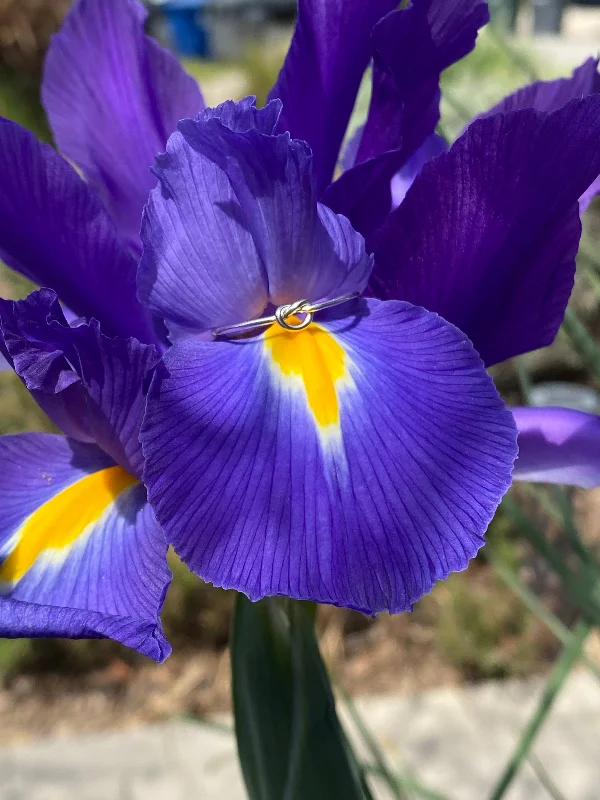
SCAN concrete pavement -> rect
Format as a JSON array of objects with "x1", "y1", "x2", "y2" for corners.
[{"x1": 0, "y1": 671, "x2": 598, "y2": 799}]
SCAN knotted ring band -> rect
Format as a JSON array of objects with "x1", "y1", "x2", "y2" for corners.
[{"x1": 212, "y1": 292, "x2": 360, "y2": 339}]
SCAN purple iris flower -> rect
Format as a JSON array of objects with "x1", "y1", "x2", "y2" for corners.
[
  {"x1": 0, "y1": 0, "x2": 599, "y2": 655},
  {"x1": 0, "y1": 290, "x2": 170, "y2": 660},
  {"x1": 137, "y1": 97, "x2": 519, "y2": 614},
  {"x1": 0, "y1": 0, "x2": 207, "y2": 660},
  {"x1": 137, "y1": 61, "x2": 600, "y2": 611}
]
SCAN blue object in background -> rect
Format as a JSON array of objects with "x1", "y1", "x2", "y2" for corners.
[
  {"x1": 161, "y1": 0, "x2": 210, "y2": 57},
  {"x1": 532, "y1": 0, "x2": 565, "y2": 32}
]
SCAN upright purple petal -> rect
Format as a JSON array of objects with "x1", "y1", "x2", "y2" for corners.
[
  {"x1": 139, "y1": 101, "x2": 270, "y2": 339},
  {"x1": 0, "y1": 290, "x2": 159, "y2": 479},
  {"x1": 142, "y1": 299, "x2": 516, "y2": 612},
  {"x1": 358, "y1": 0, "x2": 489, "y2": 164},
  {"x1": 0, "y1": 434, "x2": 170, "y2": 661},
  {"x1": 482, "y1": 57, "x2": 600, "y2": 118},
  {"x1": 178, "y1": 104, "x2": 373, "y2": 304},
  {"x1": 325, "y1": 0, "x2": 488, "y2": 244},
  {"x1": 0, "y1": 118, "x2": 155, "y2": 344},
  {"x1": 372, "y1": 98, "x2": 600, "y2": 367},
  {"x1": 140, "y1": 99, "x2": 372, "y2": 339},
  {"x1": 482, "y1": 58, "x2": 600, "y2": 213},
  {"x1": 512, "y1": 406, "x2": 600, "y2": 489},
  {"x1": 42, "y1": 0, "x2": 204, "y2": 248},
  {"x1": 268, "y1": 0, "x2": 398, "y2": 193}
]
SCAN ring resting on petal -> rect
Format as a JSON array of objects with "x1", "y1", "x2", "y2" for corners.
[
  {"x1": 212, "y1": 292, "x2": 360, "y2": 339},
  {"x1": 274, "y1": 300, "x2": 313, "y2": 331}
]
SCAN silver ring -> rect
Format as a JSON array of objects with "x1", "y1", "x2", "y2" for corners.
[
  {"x1": 274, "y1": 300, "x2": 313, "y2": 331},
  {"x1": 212, "y1": 291, "x2": 359, "y2": 339}
]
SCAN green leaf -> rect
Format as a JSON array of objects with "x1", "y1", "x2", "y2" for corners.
[{"x1": 231, "y1": 593, "x2": 369, "y2": 800}]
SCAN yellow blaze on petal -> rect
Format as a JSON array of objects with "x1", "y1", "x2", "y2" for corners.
[
  {"x1": 0, "y1": 466, "x2": 138, "y2": 585},
  {"x1": 264, "y1": 319, "x2": 347, "y2": 429}
]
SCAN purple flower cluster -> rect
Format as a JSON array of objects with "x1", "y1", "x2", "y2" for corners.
[{"x1": 0, "y1": 0, "x2": 599, "y2": 660}]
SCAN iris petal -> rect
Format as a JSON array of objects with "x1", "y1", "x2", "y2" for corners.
[
  {"x1": 479, "y1": 58, "x2": 600, "y2": 213},
  {"x1": 0, "y1": 466, "x2": 137, "y2": 585},
  {"x1": 142, "y1": 299, "x2": 516, "y2": 613},
  {"x1": 0, "y1": 434, "x2": 170, "y2": 661},
  {"x1": 325, "y1": 0, "x2": 488, "y2": 245},
  {"x1": 513, "y1": 406, "x2": 600, "y2": 489},
  {"x1": 140, "y1": 99, "x2": 372, "y2": 339},
  {"x1": 482, "y1": 57, "x2": 600, "y2": 118},
  {"x1": 0, "y1": 289, "x2": 160, "y2": 479},
  {"x1": 268, "y1": 0, "x2": 398, "y2": 193},
  {"x1": 372, "y1": 98, "x2": 600, "y2": 367},
  {"x1": 42, "y1": 0, "x2": 204, "y2": 248},
  {"x1": 0, "y1": 118, "x2": 154, "y2": 343},
  {"x1": 358, "y1": 0, "x2": 489, "y2": 165},
  {"x1": 139, "y1": 106, "x2": 269, "y2": 339}
]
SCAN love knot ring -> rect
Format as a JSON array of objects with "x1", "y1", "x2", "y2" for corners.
[
  {"x1": 212, "y1": 292, "x2": 360, "y2": 339},
  {"x1": 274, "y1": 299, "x2": 314, "y2": 331}
]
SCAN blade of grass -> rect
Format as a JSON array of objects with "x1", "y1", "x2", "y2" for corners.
[
  {"x1": 501, "y1": 496, "x2": 600, "y2": 625},
  {"x1": 578, "y1": 235, "x2": 600, "y2": 271},
  {"x1": 527, "y1": 753, "x2": 568, "y2": 800},
  {"x1": 514, "y1": 357, "x2": 534, "y2": 404},
  {"x1": 336, "y1": 683, "x2": 452, "y2": 800},
  {"x1": 580, "y1": 257, "x2": 600, "y2": 300},
  {"x1": 519, "y1": 484, "x2": 564, "y2": 528},
  {"x1": 486, "y1": 550, "x2": 571, "y2": 642},
  {"x1": 552, "y1": 486, "x2": 599, "y2": 569},
  {"x1": 575, "y1": 239, "x2": 600, "y2": 306},
  {"x1": 486, "y1": 549, "x2": 600, "y2": 684},
  {"x1": 518, "y1": 484, "x2": 600, "y2": 573},
  {"x1": 561, "y1": 307, "x2": 600, "y2": 384},
  {"x1": 336, "y1": 683, "x2": 408, "y2": 800},
  {"x1": 489, "y1": 619, "x2": 592, "y2": 800}
]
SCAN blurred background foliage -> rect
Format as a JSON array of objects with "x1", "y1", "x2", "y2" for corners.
[{"x1": 0, "y1": 12, "x2": 599, "y2": 796}]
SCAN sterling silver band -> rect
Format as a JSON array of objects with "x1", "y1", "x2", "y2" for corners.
[{"x1": 212, "y1": 292, "x2": 360, "y2": 339}]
